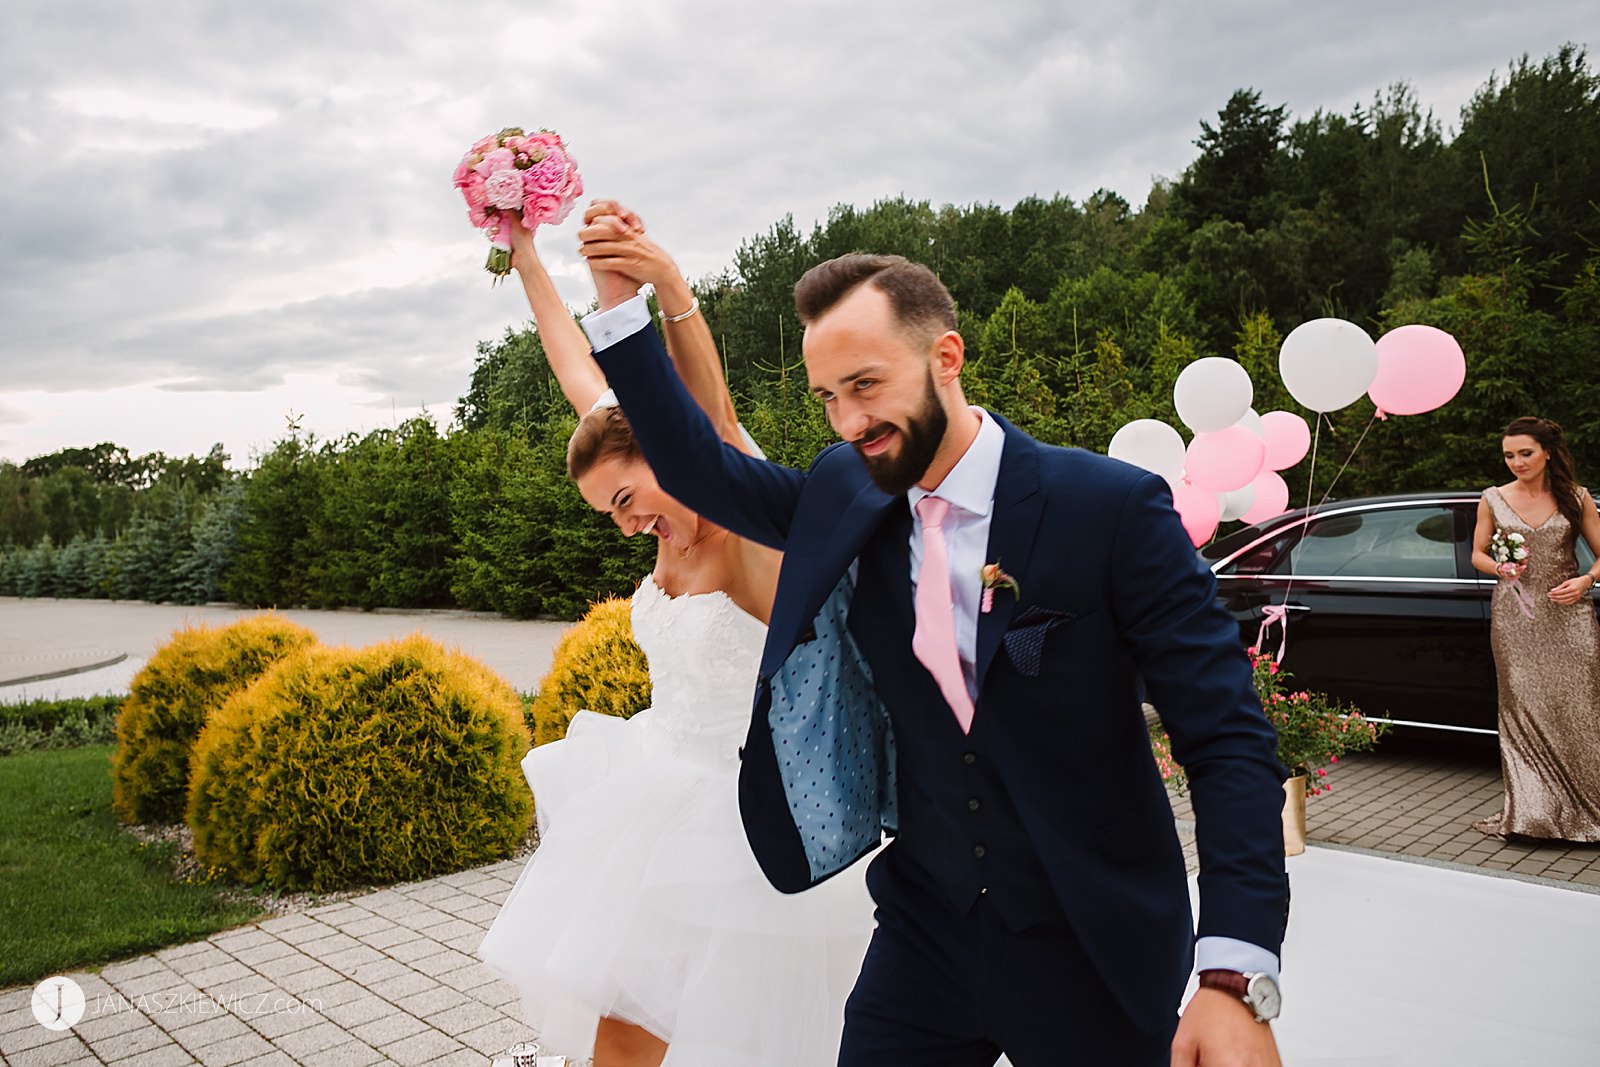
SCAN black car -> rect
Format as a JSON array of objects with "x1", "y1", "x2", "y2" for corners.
[{"x1": 1200, "y1": 492, "x2": 1600, "y2": 738}]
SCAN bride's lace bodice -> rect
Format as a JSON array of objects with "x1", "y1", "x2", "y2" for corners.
[{"x1": 631, "y1": 574, "x2": 767, "y2": 766}]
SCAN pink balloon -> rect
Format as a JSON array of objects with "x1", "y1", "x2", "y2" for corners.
[
  {"x1": 1170, "y1": 480, "x2": 1221, "y2": 546},
  {"x1": 1368, "y1": 325, "x2": 1466, "y2": 416},
  {"x1": 1260, "y1": 411, "x2": 1311, "y2": 471},
  {"x1": 1185, "y1": 426, "x2": 1266, "y2": 493},
  {"x1": 1240, "y1": 470, "x2": 1290, "y2": 525}
]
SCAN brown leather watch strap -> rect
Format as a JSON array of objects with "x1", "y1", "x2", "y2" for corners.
[{"x1": 1197, "y1": 969, "x2": 1250, "y2": 999}]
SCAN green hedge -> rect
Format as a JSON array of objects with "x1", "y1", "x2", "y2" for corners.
[{"x1": 0, "y1": 696, "x2": 123, "y2": 756}]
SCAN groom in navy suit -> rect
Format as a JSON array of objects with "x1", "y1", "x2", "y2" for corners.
[{"x1": 578, "y1": 212, "x2": 1288, "y2": 1066}]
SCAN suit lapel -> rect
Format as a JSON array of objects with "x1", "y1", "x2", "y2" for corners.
[{"x1": 975, "y1": 417, "x2": 1046, "y2": 690}]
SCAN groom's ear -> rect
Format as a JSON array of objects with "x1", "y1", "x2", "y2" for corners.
[{"x1": 930, "y1": 330, "x2": 965, "y2": 386}]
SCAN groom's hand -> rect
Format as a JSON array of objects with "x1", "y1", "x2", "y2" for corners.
[
  {"x1": 1170, "y1": 989, "x2": 1281, "y2": 1066},
  {"x1": 578, "y1": 199, "x2": 646, "y2": 311},
  {"x1": 584, "y1": 199, "x2": 645, "y2": 233},
  {"x1": 579, "y1": 213, "x2": 687, "y2": 306}
]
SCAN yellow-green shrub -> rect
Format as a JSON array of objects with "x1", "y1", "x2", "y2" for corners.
[
  {"x1": 186, "y1": 634, "x2": 532, "y2": 891},
  {"x1": 528, "y1": 596, "x2": 651, "y2": 746},
  {"x1": 111, "y1": 614, "x2": 318, "y2": 824}
]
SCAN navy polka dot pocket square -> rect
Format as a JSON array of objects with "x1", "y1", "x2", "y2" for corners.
[{"x1": 1002, "y1": 606, "x2": 1077, "y2": 676}]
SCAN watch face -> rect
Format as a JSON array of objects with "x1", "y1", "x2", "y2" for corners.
[{"x1": 1245, "y1": 974, "x2": 1282, "y2": 1021}]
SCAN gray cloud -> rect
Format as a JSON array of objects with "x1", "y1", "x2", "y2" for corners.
[{"x1": 0, "y1": 0, "x2": 1590, "y2": 460}]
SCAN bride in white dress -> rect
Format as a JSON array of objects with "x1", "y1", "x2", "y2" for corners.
[{"x1": 476, "y1": 203, "x2": 875, "y2": 1067}]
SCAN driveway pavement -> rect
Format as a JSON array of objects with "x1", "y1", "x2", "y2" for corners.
[{"x1": 0, "y1": 598, "x2": 571, "y2": 698}]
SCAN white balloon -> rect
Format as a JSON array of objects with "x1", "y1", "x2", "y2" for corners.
[
  {"x1": 1174, "y1": 357, "x2": 1254, "y2": 433},
  {"x1": 1279, "y1": 318, "x2": 1378, "y2": 413},
  {"x1": 1108, "y1": 419, "x2": 1186, "y2": 481},
  {"x1": 1219, "y1": 484, "x2": 1257, "y2": 522},
  {"x1": 1238, "y1": 408, "x2": 1264, "y2": 438}
]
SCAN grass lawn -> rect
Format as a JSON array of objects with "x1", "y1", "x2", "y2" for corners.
[{"x1": 0, "y1": 744, "x2": 265, "y2": 990}]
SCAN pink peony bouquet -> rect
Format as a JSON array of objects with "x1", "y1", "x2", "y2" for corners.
[{"x1": 454, "y1": 127, "x2": 583, "y2": 280}]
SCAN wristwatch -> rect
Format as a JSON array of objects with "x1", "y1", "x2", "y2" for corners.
[{"x1": 1197, "y1": 969, "x2": 1281, "y2": 1022}]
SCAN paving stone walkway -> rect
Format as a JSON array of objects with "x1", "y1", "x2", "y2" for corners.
[{"x1": 0, "y1": 864, "x2": 537, "y2": 1067}]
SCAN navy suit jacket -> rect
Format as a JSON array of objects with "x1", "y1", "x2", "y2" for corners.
[{"x1": 594, "y1": 320, "x2": 1289, "y2": 1030}]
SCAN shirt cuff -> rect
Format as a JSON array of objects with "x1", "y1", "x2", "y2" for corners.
[
  {"x1": 1194, "y1": 936, "x2": 1280, "y2": 985},
  {"x1": 581, "y1": 294, "x2": 650, "y2": 351}
]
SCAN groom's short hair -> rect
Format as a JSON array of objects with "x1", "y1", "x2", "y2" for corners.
[{"x1": 794, "y1": 254, "x2": 957, "y2": 346}]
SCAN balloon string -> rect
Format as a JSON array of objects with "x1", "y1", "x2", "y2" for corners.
[
  {"x1": 1265, "y1": 409, "x2": 1378, "y2": 662},
  {"x1": 1264, "y1": 413, "x2": 1322, "y2": 662},
  {"x1": 1314, "y1": 411, "x2": 1379, "y2": 509}
]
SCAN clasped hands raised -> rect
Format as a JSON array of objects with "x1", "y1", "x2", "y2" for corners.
[{"x1": 507, "y1": 198, "x2": 694, "y2": 316}]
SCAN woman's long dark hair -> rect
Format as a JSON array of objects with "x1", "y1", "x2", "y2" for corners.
[{"x1": 1503, "y1": 416, "x2": 1585, "y2": 531}]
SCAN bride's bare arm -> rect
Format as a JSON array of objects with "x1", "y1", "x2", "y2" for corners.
[
  {"x1": 578, "y1": 202, "x2": 747, "y2": 453},
  {"x1": 508, "y1": 218, "x2": 608, "y2": 415}
]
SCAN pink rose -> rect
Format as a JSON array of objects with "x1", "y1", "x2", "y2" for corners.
[
  {"x1": 471, "y1": 134, "x2": 497, "y2": 155},
  {"x1": 474, "y1": 147, "x2": 514, "y2": 177},
  {"x1": 484, "y1": 169, "x2": 525, "y2": 210},
  {"x1": 452, "y1": 157, "x2": 476, "y2": 188},
  {"x1": 468, "y1": 203, "x2": 489, "y2": 228},
  {"x1": 460, "y1": 174, "x2": 489, "y2": 212},
  {"x1": 525, "y1": 153, "x2": 569, "y2": 195},
  {"x1": 522, "y1": 191, "x2": 567, "y2": 226},
  {"x1": 567, "y1": 171, "x2": 584, "y2": 200},
  {"x1": 526, "y1": 131, "x2": 561, "y2": 151}
]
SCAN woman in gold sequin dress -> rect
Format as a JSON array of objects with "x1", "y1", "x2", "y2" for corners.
[{"x1": 1470, "y1": 417, "x2": 1600, "y2": 842}]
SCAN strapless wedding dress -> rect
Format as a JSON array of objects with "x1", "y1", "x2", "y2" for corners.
[{"x1": 478, "y1": 575, "x2": 876, "y2": 1065}]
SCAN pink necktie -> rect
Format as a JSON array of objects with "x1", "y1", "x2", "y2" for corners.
[{"x1": 913, "y1": 496, "x2": 975, "y2": 733}]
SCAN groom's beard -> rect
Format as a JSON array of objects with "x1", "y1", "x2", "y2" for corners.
[{"x1": 851, "y1": 372, "x2": 949, "y2": 497}]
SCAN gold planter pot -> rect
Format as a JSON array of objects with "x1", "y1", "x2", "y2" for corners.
[{"x1": 1282, "y1": 775, "x2": 1307, "y2": 856}]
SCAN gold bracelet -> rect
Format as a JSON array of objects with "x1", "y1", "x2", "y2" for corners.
[{"x1": 659, "y1": 296, "x2": 699, "y2": 323}]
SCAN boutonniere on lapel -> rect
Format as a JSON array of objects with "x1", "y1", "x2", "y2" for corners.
[{"x1": 979, "y1": 562, "x2": 1020, "y2": 614}]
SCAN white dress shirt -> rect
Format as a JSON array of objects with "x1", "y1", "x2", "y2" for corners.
[{"x1": 907, "y1": 407, "x2": 1005, "y2": 703}]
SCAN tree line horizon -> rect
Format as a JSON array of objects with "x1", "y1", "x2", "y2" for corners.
[{"x1": 3, "y1": 45, "x2": 1596, "y2": 618}]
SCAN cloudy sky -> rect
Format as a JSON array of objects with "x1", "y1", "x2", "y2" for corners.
[{"x1": 0, "y1": 1, "x2": 1588, "y2": 467}]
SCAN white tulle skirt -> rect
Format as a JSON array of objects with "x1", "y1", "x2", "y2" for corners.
[{"x1": 478, "y1": 709, "x2": 877, "y2": 1066}]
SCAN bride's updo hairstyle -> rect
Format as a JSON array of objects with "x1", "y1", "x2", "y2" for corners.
[
  {"x1": 567, "y1": 404, "x2": 641, "y2": 481},
  {"x1": 1504, "y1": 415, "x2": 1585, "y2": 532}
]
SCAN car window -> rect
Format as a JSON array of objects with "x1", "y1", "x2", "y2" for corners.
[
  {"x1": 1289, "y1": 506, "x2": 1458, "y2": 578},
  {"x1": 1225, "y1": 530, "x2": 1301, "y2": 576}
]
